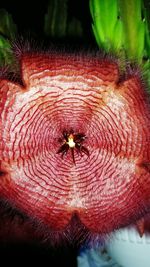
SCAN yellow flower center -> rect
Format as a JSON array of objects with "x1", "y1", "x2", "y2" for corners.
[{"x1": 67, "y1": 134, "x2": 76, "y2": 148}]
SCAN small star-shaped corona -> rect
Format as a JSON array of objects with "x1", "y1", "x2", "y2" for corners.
[{"x1": 57, "y1": 131, "x2": 89, "y2": 164}]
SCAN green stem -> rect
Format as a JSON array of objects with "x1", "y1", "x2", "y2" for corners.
[{"x1": 119, "y1": 0, "x2": 145, "y2": 62}]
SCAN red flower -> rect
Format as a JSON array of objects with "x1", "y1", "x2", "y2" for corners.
[{"x1": 0, "y1": 51, "x2": 150, "y2": 241}]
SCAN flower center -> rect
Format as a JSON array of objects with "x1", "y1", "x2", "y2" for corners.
[
  {"x1": 57, "y1": 131, "x2": 89, "y2": 164},
  {"x1": 67, "y1": 134, "x2": 76, "y2": 148}
]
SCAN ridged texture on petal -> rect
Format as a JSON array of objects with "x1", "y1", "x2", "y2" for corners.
[{"x1": 0, "y1": 52, "x2": 150, "y2": 234}]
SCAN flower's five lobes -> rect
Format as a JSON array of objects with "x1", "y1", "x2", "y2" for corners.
[{"x1": 0, "y1": 52, "x2": 150, "y2": 237}]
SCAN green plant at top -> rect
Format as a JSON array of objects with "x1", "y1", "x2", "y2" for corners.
[
  {"x1": 0, "y1": 9, "x2": 17, "y2": 66},
  {"x1": 0, "y1": 1, "x2": 150, "y2": 73},
  {"x1": 90, "y1": 0, "x2": 150, "y2": 88},
  {"x1": 89, "y1": 0, "x2": 150, "y2": 61},
  {"x1": 90, "y1": 0, "x2": 123, "y2": 53}
]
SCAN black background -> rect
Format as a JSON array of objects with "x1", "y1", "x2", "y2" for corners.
[{"x1": 0, "y1": 0, "x2": 94, "y2": 43}]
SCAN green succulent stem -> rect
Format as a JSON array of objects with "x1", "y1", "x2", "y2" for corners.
[
  {"x1": 90, "y1": 0, "x2": 150, "y2": 88},
  {"x1": 119, "y1": 0, "x2": 145, "y2": 62},
  {"x1": 89, "y1": 0, "x2": 123, "y2": 52},
  {"x1": 90, "y1": 0, "x2": 149, "y2": 63},
  {"x1": 0, "y1": 9, "x2": 17, "y2": 66}
]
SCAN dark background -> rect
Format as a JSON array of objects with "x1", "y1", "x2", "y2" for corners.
[{"x1": 0, "y1": 0, "x2": 94, "y2": 43}]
